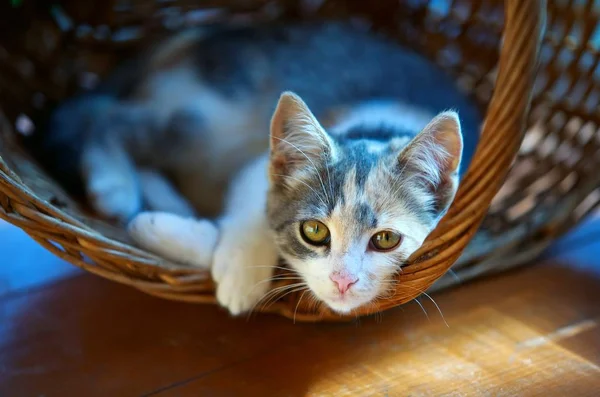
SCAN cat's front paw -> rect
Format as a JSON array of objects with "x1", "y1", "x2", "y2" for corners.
[
  {"x1": 214, "y1": 261, "x2": 273, "y2": 316},
  {"x1": 212, "y1": 229, "x2": 278, "y2": 316},
  {"x1": 87, "y1": 174, "x2": 141, "y2": 222},
  {"x1": 128, "y1": 212, "x2": 218, "y2": 268}
]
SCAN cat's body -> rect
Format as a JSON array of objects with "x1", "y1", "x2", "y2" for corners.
[{"x1": 39, "y1": 21, "x2": 481, "y2": 315}]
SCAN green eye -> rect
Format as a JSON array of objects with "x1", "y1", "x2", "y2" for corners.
[
  {"x1": 370, "y1": 230, "x2": 402, "y2": 251},
  {"x1": 300, "y1": 220, "x2": 330, "y2": 245}
]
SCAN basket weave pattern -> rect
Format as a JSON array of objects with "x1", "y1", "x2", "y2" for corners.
[{"x1": 1, "y1": 0, "x2": 592, "y2": 322}]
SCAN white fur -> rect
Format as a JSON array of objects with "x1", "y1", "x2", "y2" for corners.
[
  {"x1": 211, "y1": 155, "x2": 279, "y2": 315},
  {"x1": 128, "y1": 212, "x2": 218, "y2": 268},
  {"x1": 81, "y1": 140, "x2": 141, "y2": 221}
]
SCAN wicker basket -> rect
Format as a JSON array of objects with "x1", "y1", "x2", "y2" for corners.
[{"x1": 3, "y1": 0, "x2": 592, "y2": 322}]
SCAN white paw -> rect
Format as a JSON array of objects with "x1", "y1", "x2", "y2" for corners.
[
  {"x1": 88, "y1": 174, "x2": 141, "y2": 222},
  {"x1": 212, "y1": 225, "x2": 278, "y2": 315},
  {"x1": 128, "y1": 212, "x2": 219, "y2": 268}
]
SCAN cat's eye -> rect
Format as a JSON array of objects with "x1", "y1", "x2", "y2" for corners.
[
  {"x1": 300, "y1": 220, "x2": 330, "y2": 245},
  {"x1": 370, "y1": 230, "x2": 402, "y2": 252}
]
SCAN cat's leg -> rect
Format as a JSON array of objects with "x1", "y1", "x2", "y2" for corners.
[
  {"x1": 129, "y1": 155, "x2": 277, "y2": 314},
  {"x1": 81, "y1": 103, "x2": 159, "y2": 222},
  {"x1": 138, "y1": 168, "x2": 196, "y2": 217},
  {"x1": 211, "y1": 154, "x2": 280, "y2": 315},
  {"x1": 128, "y1": 212, "x2": 218, "y2": 268},
  {"x1": 82, "y1": 136, "x2": 141, "y2": 222}
]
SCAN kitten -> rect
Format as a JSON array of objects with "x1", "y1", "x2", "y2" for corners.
[{"x1": 38, "y1": 21, "x2": 481, "y2": 315}]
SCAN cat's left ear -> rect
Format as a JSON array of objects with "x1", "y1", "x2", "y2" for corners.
[
  {"x1": 269, "y1": 91, "x2": 335, "y2": 181},
  {"x1": 398, "y1": 111, "x2": 463, "y2": 216}
]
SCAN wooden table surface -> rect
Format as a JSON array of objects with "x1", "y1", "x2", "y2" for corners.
[{"x1": 1, "y1": 217, "x2": 600, "y2": 396}]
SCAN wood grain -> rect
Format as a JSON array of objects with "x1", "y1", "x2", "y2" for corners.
[{"x1": 2, "y1": 228, "x2": 600, "y2": 396}]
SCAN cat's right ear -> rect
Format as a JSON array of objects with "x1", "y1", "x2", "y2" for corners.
[
  {"x1": 398, "y1": 111, "x2": 463, "y2": 218},
  {"x1": 269, "y1": 92, "x2": 335, "y2": 181}
]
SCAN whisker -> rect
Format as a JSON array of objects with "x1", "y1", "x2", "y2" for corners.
[
  {"x1": 254, "y1": 282, "x2": 304, "y2": 305},
  {"x1": 309, "y1": 294, "x2": 321, "y2": 312},
  {"x1": 245, "y1": 284, "x2": 304, "y2": 321},
  {"x1": 363, "y1": 300, "x2": 376, "y2": 321},
  {"x1": 272, "y1": 173, "x2": 328, "y2": 208},
  {"x1": 246, "y1": 265, "x2": 296, "y2": 271},
  {"x1": 293, "y1": 289, "x2": 309, "y2": 324},
  {"x1": 259, "y1": 277, "x2": 304, "y2": 284},
  {"x1": 262, "y1": 286, "x2": 307, "y2": 311},
  {"x1": 397, "y1": 283, "x2": 448, "y2": 327},
  {"x1": 414, "y1": 298, "x2": 430, "y2": 322},
  {"x1": 246, "y1": 284, "x2": 301, "y2": 319},
  {"x1": 421, "y1": 291, "x2": 449, "y2": 327},
  {"x1": 273, "y1": 136, "x2": 332, "y2": 207},
  {"x1": 245, "y1": 276, "x2": 304, "y2": 297},
  {"x1": 368, "y1": 301, "x2": 384, "y2": 323},
  {"x1": 256, "y1": 283, "x2": 307, "y2": 312},
  {"x1": 244, "y1": 265, "x2": 321, "y2": 280}
]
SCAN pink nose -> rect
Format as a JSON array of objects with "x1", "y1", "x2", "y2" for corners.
[{"x1": 330, "y1": 272, "x2": 358, "y2": 294}]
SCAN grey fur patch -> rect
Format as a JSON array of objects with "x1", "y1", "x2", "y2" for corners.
[
  {"x1": 355, "y1": 202, "x2": 377, "y2": 229},
  {"x1": 323, "y1": 141, "x2": 382, "y2": 207}
]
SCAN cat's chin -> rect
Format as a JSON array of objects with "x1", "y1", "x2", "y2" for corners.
[{"x1": 322, "y1": 295, "x2": 375, "y2": 314}]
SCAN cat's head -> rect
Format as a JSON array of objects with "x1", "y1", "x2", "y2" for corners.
[{"x1": 266, "y1": 92, "x2": 463, "y2": 314}]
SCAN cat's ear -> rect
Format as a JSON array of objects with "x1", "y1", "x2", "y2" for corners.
[
  {"x1": 398, "y1": 111, "x2": 463, "y2": 216},
  {"x1": 269, "y1": 92, "x2": 335, "y2": 180}
]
